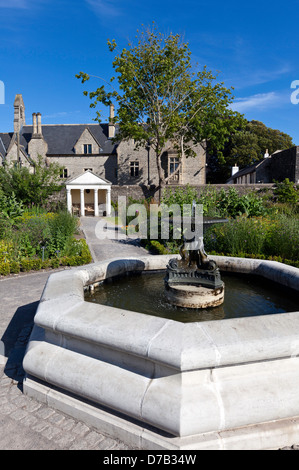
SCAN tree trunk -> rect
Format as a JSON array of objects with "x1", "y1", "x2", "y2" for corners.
[{"x1": 156, "y1": 152, "x2": 165, "y2": 203}]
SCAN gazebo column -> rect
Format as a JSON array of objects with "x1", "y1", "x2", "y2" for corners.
[
  {"x1": 94, "y1": 189, "x2": 99, "y2": 217},
  {"x1": 80, "y1": 188, "x2": 85, "y2": 216},
  {"x1": 66, "y1": 188, "x2": 72, "y2": 214},
  {"x1": 106, "y1": 187, "x2": 111, "y2": 216}
]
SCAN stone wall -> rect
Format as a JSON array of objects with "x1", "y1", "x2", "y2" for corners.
[
  {"x1": 5, "y1": 141, "x2": 32, "y2": 169},
  {"x1": 116, "y1": 140, "x2": 156, "y2": 186},
  {"x1": 256, "y1": 159, "x2": 272, "y2": 183},
  {"x1": 180, "y1": 144, "x2": 206, "y2": 185},
  {"x1": 110, "y1": 183, "x2": 275, "y2": 204},
  {"x1": 28, "y1": 136, "x2": 48, "y2": 162},
  {"x1": 47, "y1": 154, "x2": 118, "y2": 184},
  {"x1": 116, "y1": 139, "x2": 206, "y2": 187},
  {"x1": 270, "y1": 147, "x2": 299, "y2": 184},
  {"x1": 73, "y1": 128, "x2": 101, "y2": 155}
]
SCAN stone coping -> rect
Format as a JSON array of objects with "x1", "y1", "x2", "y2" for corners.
[{"x1": 32, "y1": 255, "x2": 299, "y2": 372}]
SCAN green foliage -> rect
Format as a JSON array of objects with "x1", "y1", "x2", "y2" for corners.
[
  {"x1": 61, "y1": 239, "x2": 93, "y2": 265},
  {"x1": 21, "y1": 258, "x2": 42, "y2": 272},
  {"x1": 215, "y1": 188, "x2": 266, "y2": 218},
  {"x1": 0, "y1": 188, "x2": 24, "y2": 220},
  {"x1": 9, "y1": 261, "x2": 20, "y2": 274},
  {"x1": 0, "y1": 156, "x2": 64, "y2": 207},
  {"x1": 162, "y1": 185, "x2": 199, "y2": 208},
  {"x1": 230, "y1": 121, "x2": 294, "y2": 165},
  {"x1": 208, "y1": 120, "x2": 294, "y2": 183},
  {"x1": 204, "y1": 213, "x2": 299, "y2": 263},
  {"x1": 0, "y1": 261, "x2": 10, "y2": 276},
  {"x1": 162, "y1": 185, "x2": 266, "y2": 218},
  {"x1": 145, "y1": 240, "x2": 170, "y2": 255},
  {"x1": 263, "y1": 214, "x2": 299, "y2": 260},
  {"x1": 273, "y1": 178, "x2": 299, "y2": 206},
  {"x1": 42, "y1": 210, "x2": 79, "y2": 257},
  {"x1": 0, "y1": 208, "x2": 92, "y2": 276},
  {"x1": 204, "y1": 216, "x2": 269, "y2": 256},
  {"x1": 77, "y1": 23, "x2": 244, "y2": 195}
]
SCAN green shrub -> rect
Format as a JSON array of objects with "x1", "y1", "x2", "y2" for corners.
[
  {"x1": 273, "y1": 179, "x2": 299, "y2": 205},
  {"x1": 163, "y1": 185, "x2": 200, "y2": 209},
  {"x1": 41, "y1": 259, "x2": 51, "y2": 269},
  {"x1": 45, "y1": 211, "x2": 79, "y2": 257},
  {"x1": 215, "y1": 187, "x2": 266, "y2": 218},
  {"x1": 204, "y1": 216, "x2": 269, "y2": 256},
  {"x1": 10, "y1": 261, "x2": 20, "y2": 274},
  {"x1": 20, "y1": 258, "x2": 43, "y2": 272},
  {"x1": 0, "y1": 188, "x2": 24, "y2": 220},
  {"x1": 50, "y1": 258, "x2": 60, "y2": 269},
  {"x1": 204, "y1": 212, "x2": 299, "y2": 262},
  {"x1": 147, "y1": 240, "x2": 169, "y2": 255},
  {"x1": 162, "y1": 185, "x2": 267, "y2": 218},
  {"x1": 264, "y1": 214, "x2": 299, "y2": 260},
  {"x1": 0, "y1": 261, "x2": 10, "y2": 275},
  {"x1": 77, "y1": 238, "x2": 92, "y2": 264}
]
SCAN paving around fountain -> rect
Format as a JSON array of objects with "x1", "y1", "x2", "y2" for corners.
[
  {"x1": 0, "y1": 215, "x2": 297, "y2": 450},
  {"x1": 0, "y1": 216, "x2": 147, "y2": 450}
]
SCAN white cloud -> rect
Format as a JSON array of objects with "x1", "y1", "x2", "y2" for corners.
[
  {"x1": 42, "y1": 110, "x2": 81, "y2": 121},
  {"x1": 86, "y1": 0, "x2": 122, "y2": 18},
  {"x1": 231, "y1": 66, "x2": 292, "y2": 90},
  {"x1": 230, "y1": 92, "x2": 286, "y2": 112}
]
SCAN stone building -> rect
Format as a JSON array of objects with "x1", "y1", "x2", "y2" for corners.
[
  {"x1": 0, "y1": 94, "x2": 206, "y2": 214},
  {"x1": 227, "y1": 148, "x2": 299, "y2": 185}
]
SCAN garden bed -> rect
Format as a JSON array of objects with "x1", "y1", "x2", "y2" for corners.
[{"x1": 0, "y1": 209, "x2": 92, "y2": 276}]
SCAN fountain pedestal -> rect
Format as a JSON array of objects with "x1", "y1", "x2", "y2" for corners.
[{"x1": 165, "y1": 239, "x2": 224, "y2": 308}]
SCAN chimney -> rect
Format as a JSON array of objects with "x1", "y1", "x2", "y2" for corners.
[
  {"x1": 13, "y1": 94, "x2": 26, "y2": 133},
  {"x1": 264, "y1": 149, "x2": 269, "y2": 159},
  {"x1": 108, "y1": 103, "x2": 115, "y2": 139},
  {"x1": 232, "y1": 164, "x2": 239, "y2": 176},
  {"x1": 32, "y1": 113, "x2": 37, "y2": 135},
  {"x1": 36, "y1": 112, "x2": 42, "y2": 136}
]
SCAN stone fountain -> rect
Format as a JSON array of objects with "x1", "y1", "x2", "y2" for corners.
[
  {"x1": 22, "y1": 210, "x2": 299, "y2": 450},
  {"x1": 165, "y1": 202, "x2": 224, "y2": 308}
]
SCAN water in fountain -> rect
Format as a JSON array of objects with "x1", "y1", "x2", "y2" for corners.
[{"x1": 85, "y1": 271, "x2": 299, "y2": 323}]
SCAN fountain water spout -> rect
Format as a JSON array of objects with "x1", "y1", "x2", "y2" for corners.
[{"x1": 164, "y1": 201, "x2": 224, "y2": 309}]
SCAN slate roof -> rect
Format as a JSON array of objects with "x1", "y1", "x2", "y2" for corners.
[
  {"x1": 226, "y1": 158, "x2": 270, "y2": 183},
  {"x1": 0, "y1": 124, "x2": 118, "y2": 156},
  {"x1": 0, "y1": 133, "x2": 13, "y2": 153}
]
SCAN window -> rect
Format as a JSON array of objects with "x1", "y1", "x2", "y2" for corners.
[
  {"x1": 84, "y1": 168, "x2": 93, "y2": 172},
  {"x1": 60, "y1": 168, "x2": 68, "y2": 178},
  {"x1": 169, "y1": 156, "x2": 180, "y2": 181},
  {"x1": 130, "y1": 161, "x2": 139, "y2": 177},
  {"x1": 169, "y1": 156, "x2": 179, "y2": 174},
  {"x1": 83, "y1": 144, "x2": 92, "y2": 154}
]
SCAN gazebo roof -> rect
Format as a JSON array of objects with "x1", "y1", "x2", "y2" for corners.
[{"x1": 66, "y1": 170, "x2": 111, "y2": 187}]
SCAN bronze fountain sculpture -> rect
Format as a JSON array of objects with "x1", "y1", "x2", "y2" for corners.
[{"x1": 164, "y1": 202, "x2": 224, "y2": 308}]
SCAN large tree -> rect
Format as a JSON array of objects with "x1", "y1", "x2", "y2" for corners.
[
  {"x1": 207, "y1": 120, "x2": 295, "y2": 183},
  {"x1": 77, "y1": 24, "x2": 244, "y2": 199}
]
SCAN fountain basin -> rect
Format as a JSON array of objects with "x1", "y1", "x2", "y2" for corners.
[{"x1": 23, "y1": 255, "x2": 299, "y2": 450}]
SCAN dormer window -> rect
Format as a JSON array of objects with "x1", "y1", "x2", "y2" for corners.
[{"x1": 83, "y1": 144, "x2": 92, "y2": 154}]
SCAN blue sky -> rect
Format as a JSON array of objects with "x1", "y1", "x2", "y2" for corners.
[{"x1": 1, "y1": 0, "x2": 299, "y2": 145}]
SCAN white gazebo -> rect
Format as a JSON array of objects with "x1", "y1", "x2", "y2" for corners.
[{"x1": 66, "y1": 170, "x2": 112, "y2": 217}]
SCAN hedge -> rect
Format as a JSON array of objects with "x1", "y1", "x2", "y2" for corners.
[{"x1": 0, "y1": 239, "x2": 92, "y2": 276}]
